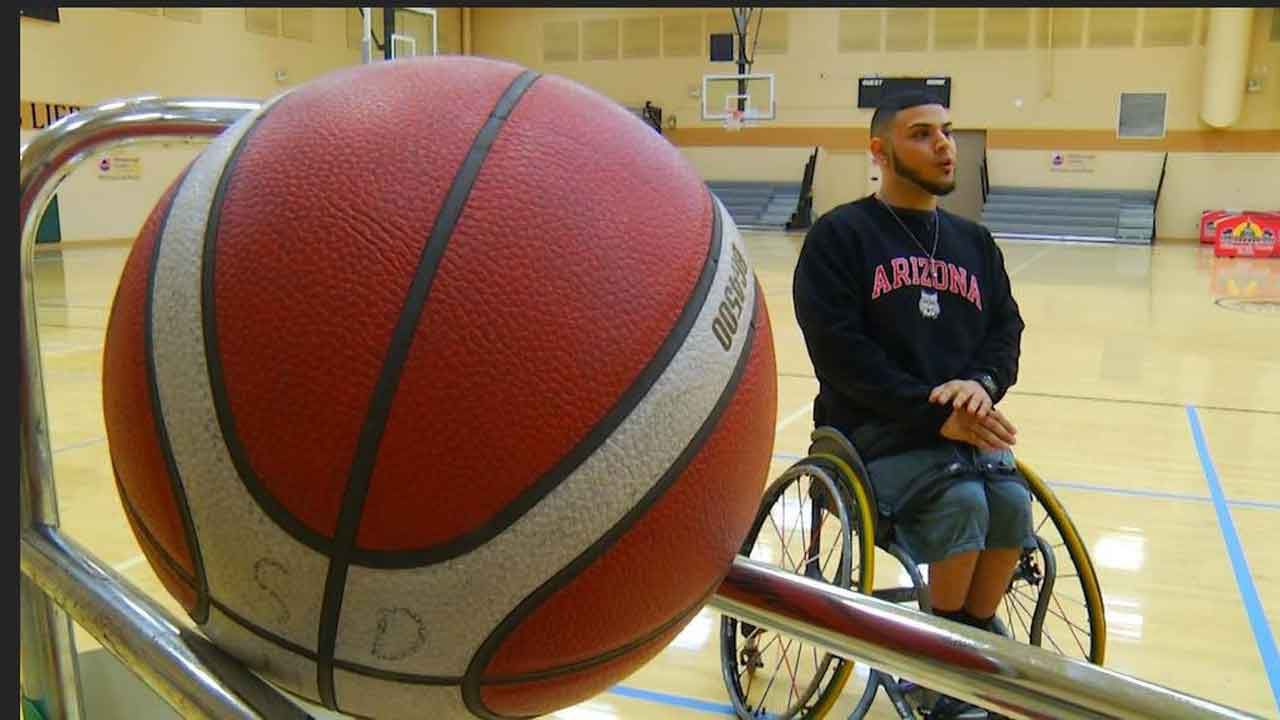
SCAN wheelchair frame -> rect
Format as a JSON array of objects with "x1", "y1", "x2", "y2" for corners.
[{"x1": 721, "y1": 427, "x2": 1107, "y2": 719}]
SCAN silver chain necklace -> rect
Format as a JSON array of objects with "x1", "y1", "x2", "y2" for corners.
[{"x1": 875, "y1": 194, "x2": 942, "y2": 319}]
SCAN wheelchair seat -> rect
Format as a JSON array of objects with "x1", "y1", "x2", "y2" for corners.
[{"x1": 807, "y1": 426, "x2": 895, "y2": 548}]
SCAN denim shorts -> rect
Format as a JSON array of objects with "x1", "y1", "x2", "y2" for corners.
[{"x1": 865, "y1": 442, "x2": 1034, "y2": 564}]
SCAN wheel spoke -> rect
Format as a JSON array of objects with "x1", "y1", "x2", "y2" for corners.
[
  {"x1": 766, "y1": 510, "x2": 800, "y2": 572},
  {"x1": 1005, "y1": 591, "x2": 1036, "y2": 640}
]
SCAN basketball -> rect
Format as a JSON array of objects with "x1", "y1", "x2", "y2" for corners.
[{"x1": 100, "y1": 56, "x2": 777, "y2": 718}]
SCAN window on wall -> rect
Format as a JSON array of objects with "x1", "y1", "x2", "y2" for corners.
[
  {"x1": 246, "y1": 8, "x2": 280, "y2": 36},
  {"x1": 1143, "y1": 8, "x2": 1195, "y2": 47},
  {"x1": 1034, "y1": 8, "x2": 1050, "y2": 49},
  {"x1": 1047, "y1": 8, "x2": 1086, "y2": 48},
  {"x1": 885, "y1": 8, "x2": 928, "y2": 52},
  {"x1": 751, "y1": 11, "x2": 788, "y2": 55},
  {"x1": 985, "y1": 9, "x2": 1030, "y2": 50},
  {"x1": 543, "y1": 21, "x2": 579, "y2": 62},
  {"x1": 1088, "y1": 8, "x2": 1137, "y2": 48},
  {"x1": 934, "y1": 9, "x2": 979, "y2": 51},
  {"x1": 583, "y1": 19, "x2": 619, "y2": 61},
  {"x1": 838, "y1": 9, "x2": 881, "y2": 53},
  {"x1": 281, "y1": 9, "x2": 313, "y2": 42},
  {"x1": 1117, "y1": 92, "x2": 1167, "y2": 139},
  {"x1": 661, "y1": 15, "x2": 701, "y2": 58},
  {"x1": 622, "y1": 17, "x2": 660, "y2": 59}
]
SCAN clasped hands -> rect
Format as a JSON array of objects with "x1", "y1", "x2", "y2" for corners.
[{"x1": 930, "y1": 379, "x2": 1018, "y2": 452}]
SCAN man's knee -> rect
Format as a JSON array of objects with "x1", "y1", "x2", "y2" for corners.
[
  {"x1": 985, "y1": 479, "x2": 1032, "y2": 548},
  {"x1": 938, "y1": 480, "x2": 989, "y2": 525}
]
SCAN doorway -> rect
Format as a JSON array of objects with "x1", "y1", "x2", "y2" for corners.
[{"x1": 939, "y1": 130, "x2": 987, "y2": 223}]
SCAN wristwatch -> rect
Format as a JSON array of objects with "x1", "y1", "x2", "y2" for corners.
[{"x1": 973, "y1": 372, "x2": 999, "y2": 399}]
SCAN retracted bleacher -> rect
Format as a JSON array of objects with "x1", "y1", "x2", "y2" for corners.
[
  {"x1": 982, "y1": 186, "x2": 1157, "y2": 245},
  {"x1": 707, "y1": 180, "x2": 804, "y2": 231}
]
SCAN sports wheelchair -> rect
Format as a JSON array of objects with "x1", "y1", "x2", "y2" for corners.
[{"x1": 720, "y1": 427, "x2": 1107, "y2": 719}]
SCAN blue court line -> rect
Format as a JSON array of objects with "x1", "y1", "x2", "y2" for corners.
[
  {"x1": 1186, "y1": 405, "x2": 1280, "y2": 715},
  {"x1": 770, "y1": 453, "x2": 1280, "y2": 511},
  {"x1": 608, "y1": 684, "x2": 735, "y2": 715}
]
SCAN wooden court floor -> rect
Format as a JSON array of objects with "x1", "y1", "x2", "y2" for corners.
[{"x1": 31, "y1": 229, "x2": 1279, "y2": 719}]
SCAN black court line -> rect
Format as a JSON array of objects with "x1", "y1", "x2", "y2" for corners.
[
  {"x1": 774, "y1": 372, "x2": 1280, "y2": 417},
  {"x1": 1010, "y1": 390, "x2": 1280, "y2": 417}
]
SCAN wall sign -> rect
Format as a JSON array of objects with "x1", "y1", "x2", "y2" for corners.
[
  {"x1": 97, "y1": 155, "x2": 143, "y2": 181},
  {"x1": 1049, "y1": 151, "x2": 1096, "y2": 174},
  {"x1": 20, "y1": 100, "x2": 84, "y2": 131}
]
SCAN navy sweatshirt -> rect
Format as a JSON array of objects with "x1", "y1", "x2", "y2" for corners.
[{"x1": 793, "y1": 195, "x2": 1025, "y2": 461}]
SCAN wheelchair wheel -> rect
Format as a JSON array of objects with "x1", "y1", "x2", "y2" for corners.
[
  {"x1": 720, "y1": 457, "x2": 875, "y2": 719},
  {"x1": 1002, "y1": 463, "x2": 1107, "y2": 665},
  {"x1": 846, "y1": 463, "x2": 1107, "y2": 719}
]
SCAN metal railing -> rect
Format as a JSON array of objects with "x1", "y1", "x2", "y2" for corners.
[{"x1": 18, "y1": 96, "x2": 1265, "y2": 720}]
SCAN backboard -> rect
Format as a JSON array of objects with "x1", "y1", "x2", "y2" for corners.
[{"x1": 701, "y1": 73, "x2": 776, "y2": 123}]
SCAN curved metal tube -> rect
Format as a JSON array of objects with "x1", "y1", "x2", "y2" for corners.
[
  {"x1": 19, "y1": 96, "x2": 261, "y2": 720},
  {"x1": 712, "y1": 557, "x2": 1261, "y2": 719},
  {"x1": 17, "y1": 96, "x2": 1264, "y2": 720},
  {"x1": 22, "y1": 526, "x2": 308, "y2": 720},
  {"x1": 19, "y1": 95, "x2": 261, "y2": 532}
]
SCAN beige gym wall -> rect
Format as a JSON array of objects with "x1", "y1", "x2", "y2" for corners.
[
  {"x1": 20, "y1": 8, "x2": 1278, "y2": 243},
  {"x1": 20, "y1": 8, "x2": 462, "y2": 243},
  {"x1": 472, "y1": 6, "x2": 1279, "y2": 238}
]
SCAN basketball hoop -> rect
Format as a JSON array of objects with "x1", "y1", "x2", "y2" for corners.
[{"x1": 724, "y1": 109, "x2": 745, "y2": 132}]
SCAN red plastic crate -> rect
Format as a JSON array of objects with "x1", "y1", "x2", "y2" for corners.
[{"x1": 1214, "y1": 211, "x2": 1280, "y2": 258}]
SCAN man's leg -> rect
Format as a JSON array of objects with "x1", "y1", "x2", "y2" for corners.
[
  {"x1": 929, "y1": 550, "x2": 979, "y2": 611},
  {"x1": 896, "y1": 480, "x2": 995, "y2": 718},
  {"x1": 963, "y1": 479, "x2": 1035, "y2": 622},
  {"x1": 917, "y1": 481, "x2": 989, "y2": 613},
  {"x1": 963, "y1": 548, "x2": 1021, "y2": 618}
]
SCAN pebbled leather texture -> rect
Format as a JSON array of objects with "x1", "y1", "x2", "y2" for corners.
[{"x1": 101, "y1": 56, "x2": 780, "y2": 720}]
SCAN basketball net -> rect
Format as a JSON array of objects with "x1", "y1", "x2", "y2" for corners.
[{"x1": 724, "y1": 109, "x2": 745, "y2": 132}]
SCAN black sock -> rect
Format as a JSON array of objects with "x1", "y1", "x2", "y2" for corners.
[
  {"x1": 933, "y1": 607, "x2": 969, "y2": 624},
  {"x1": 933, "y1": 607, "x2": 996, "y2": 633},
  {"x1": 964, "y1": 611, "x2": 996, "y2": 633}
]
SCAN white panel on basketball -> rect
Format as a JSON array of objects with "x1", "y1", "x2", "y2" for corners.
[
  {"x1": 334, "y1": 198, "x2": 753, "y2": 676},
  {"x1": 203, "y1": 605, "x2": 321, "y2": 703},
  {"x1": 150, "y1": 92, "x2": 329, "y2": 652},
  {"x1": 334, "y1": 669, "x2": 470, "y2": 719}
]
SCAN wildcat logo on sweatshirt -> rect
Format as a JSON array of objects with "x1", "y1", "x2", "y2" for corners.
[{"x1": 870, "y1": 256, "x2": 983, "y2": 309}]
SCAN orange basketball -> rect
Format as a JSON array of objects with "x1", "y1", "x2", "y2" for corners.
[{"x1": 102, "y1": 56, "x2": 777, "y2": 718}]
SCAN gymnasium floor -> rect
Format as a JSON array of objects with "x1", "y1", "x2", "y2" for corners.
[{"x1": 32, "y1": 228, "x2": 1279, "y2": 719}]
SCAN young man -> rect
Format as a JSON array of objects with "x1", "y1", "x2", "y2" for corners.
[{"x1": 793, "y1": 92, "x2": 1029, "y2": 717}]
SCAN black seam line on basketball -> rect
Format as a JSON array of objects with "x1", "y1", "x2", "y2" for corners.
[
  {"x1": 204, "y1": 582, "x2": 713, "y2": 694},
  {"x1": 314, "y1": 69, "x2": 543, "y2": 710},
  {"x1": 348, "y1": 183, "x2": 726, "y2": 570},
  {"x1": 466, "y1": 319, "x2": 756, "y2": 720},
  {"x1": 468, "y1": 586, "x2": 725, "y2": 720},
  {"x1": 200, "y1": 99, "x2": 342, "y2": 561},
  {"x1": 481, "y1": 576, "x2": 721, "y2": 688},
  {"x1": 111, "y1": 457, "x2": 198, "y2": 588},
  {"x1": 143, "y1": 165, "x2": 210, "y2": 625},
  {"x1": 462, "y1": 258, "x2": 757, "y2": 717},
  {"x1": 206, "y1": 597, "x2": 464, "y2": 687}
]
